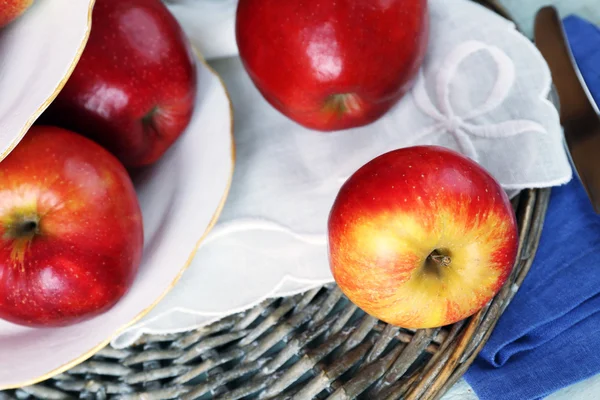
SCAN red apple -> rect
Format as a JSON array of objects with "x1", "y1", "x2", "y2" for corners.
[
  {"x1": 235, "y1": 0, "x2": 429, "y2": 131},
  {"x1": 0, "y1": 126, "x2": 143, "y2": 327},
  {"x1": 328, "y1": 146, "x2": 518, "y2": 329},
  {"x1": 41, "y1": 0, "x2": 197, "y2": 168},
  {"x1": 0, "y1": 0, "x2": 33, "y2": 28}
]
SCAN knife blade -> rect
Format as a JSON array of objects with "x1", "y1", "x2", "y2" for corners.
[{"x1": 534, "y1": 6, "x2": 600, "y2": 213}]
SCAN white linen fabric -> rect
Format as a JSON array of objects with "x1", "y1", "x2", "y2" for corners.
[{"x1": 111, "y1": 0, "x2": 572, "y2": 349}]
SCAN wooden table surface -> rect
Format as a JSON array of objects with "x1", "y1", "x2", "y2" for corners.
[{"x1": 445, "y1": 1, "x2": 600, "y2": 399}]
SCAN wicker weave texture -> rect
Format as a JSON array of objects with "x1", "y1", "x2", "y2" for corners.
[
  {"x1": 0, "y1": 188, "x2": 550, "y2": 400},
  {"x1": 0, "y1": 2, "x2": 546, "y2": 398}
]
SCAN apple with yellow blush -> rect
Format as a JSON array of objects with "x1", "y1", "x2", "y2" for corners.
[
  {"x1": 0, "y1": 0, "x2": 33, "y2": 29},
  {"x1": 327, "y1": 146, "x2": 518, "y2": 329}
]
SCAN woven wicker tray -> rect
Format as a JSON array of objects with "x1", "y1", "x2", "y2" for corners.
[
  {"x1": 1, "y1": 2, "x2": 551, "y2": 399},
  {"x1": 0, "y1": 187, "x2": 549, "y2": 400}
]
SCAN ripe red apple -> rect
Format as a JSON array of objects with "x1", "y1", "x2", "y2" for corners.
[
  {"x1": 0, "y1": 0, "x2": 33, "y2": 28},
  {"x1": 42, "y1": 0, "x2": 197, "y2": 168},
  {"x1": 328, "y1": 146, "x2": 518, "y2": 329},
  {"x1": 235, "y1": 0, "x2": 429, "y2": 131},
  {"x1": 0, "y1": 126, "x2": 143, "y2": 327}
]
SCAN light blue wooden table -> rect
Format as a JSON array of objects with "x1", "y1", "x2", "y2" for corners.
[{"x1": 444, "y1": 1, "x2": 600, "y2": 399}]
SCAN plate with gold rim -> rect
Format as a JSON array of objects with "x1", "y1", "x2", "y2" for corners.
[
  {"x1": 0, "y1": 51, "x2": 235, "y2": 389},
  {"x1": 0, "y1": 0, "x2": 95, "y2": 163}
]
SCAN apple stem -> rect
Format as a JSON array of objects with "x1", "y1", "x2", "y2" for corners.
[
  {"x1": 141, "y1": 106, "x2": 160, "y2": 132},
  {"x1": 429, "y1": 253, "x2": 451, "y2": 267},
  {"x1": 323, "y1": 93, "x2": 362, "y2": 117},
  {"x1": 12, "y1": 217, "x2": 40, "y2": 238}
]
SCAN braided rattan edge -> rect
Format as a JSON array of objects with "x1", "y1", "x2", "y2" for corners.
[
  {"x1": 0, "y1": 2, "x2": 551, "y2": 399},
  {"x1": 0, "y1": 188, "x2": 550, "y2": 400}
]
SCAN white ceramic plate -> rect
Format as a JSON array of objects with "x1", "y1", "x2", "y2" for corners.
[
  {"x1": 0, "y1": 54, "x2": 235, "y2": 389},
  {"x1": 0, "y1": 0, "x2": 94, "y2": 162}
]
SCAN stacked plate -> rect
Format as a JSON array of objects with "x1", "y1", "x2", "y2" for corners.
[{"x1": 0, "y1": 0, "x2": 234, "y2": 389}]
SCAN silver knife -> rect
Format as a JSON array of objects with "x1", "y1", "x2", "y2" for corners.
[{"x1": 534, "y1": 6, "x2": 600, "y2": 213}]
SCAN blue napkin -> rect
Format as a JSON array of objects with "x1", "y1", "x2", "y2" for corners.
[
  {"x1": 563, "y1": 15, "x2": 600, "y2": 108},
  {"x1": 464, "y1": 15, "x2": 600, "y2": 400}
]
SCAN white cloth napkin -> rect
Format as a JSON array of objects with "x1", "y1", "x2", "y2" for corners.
[
  {"x1": 111, "y1": 0, "x2": 572, "y2": 348},
  {"x1": 165, "y1": 0, "x2": 239, "y2": 60}
]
